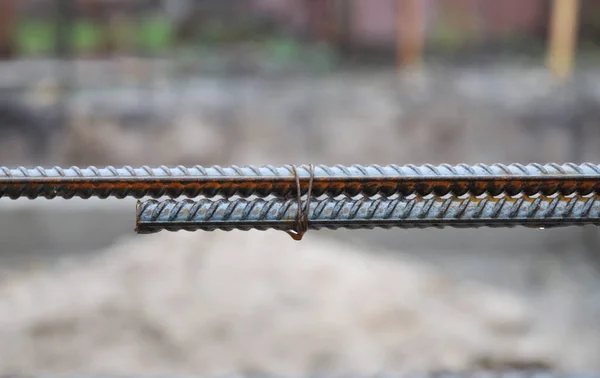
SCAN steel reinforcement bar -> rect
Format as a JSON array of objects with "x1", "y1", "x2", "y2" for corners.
[
  {"x1": 3, "y1": 374, "x2": 598, "y2": 378},
  {"x1": 135, "y1": 194, "x2": 600, "y2": 234},
  {"x1": 4, "y1": 374, "x2": 598, "y2": 378},
  {"x1": 1, "y1": 163, "x2": 600, "y2": 199}
]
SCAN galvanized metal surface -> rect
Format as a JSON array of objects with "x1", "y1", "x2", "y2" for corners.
[
  {"x1": 1, "y1": 163, "x2": 600, "y2": 199},
  {"x1": 135, "y1": 194, "x2": 600, "y2": 234},
  {"x1": 3, "y1": 374, "x2": 598, "y2": 378}
]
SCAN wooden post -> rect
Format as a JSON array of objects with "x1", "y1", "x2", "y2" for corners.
[
  {"x1": 397, "y1": 0, "x2": 424, "y2": 70},
  {"x1": 547, "y1": 0, "x2": 580, "y2": 80}
]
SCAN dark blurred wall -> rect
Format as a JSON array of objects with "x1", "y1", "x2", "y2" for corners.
[
  {"x1": 0, "y1": 0, "x2": 16, "y2": 58},
  {"x1": 475, "y1": 0, "x2": 547, "y2": 35},
  {"x1": 251, "y1": 0, "x2": 549, "y2": 49}
]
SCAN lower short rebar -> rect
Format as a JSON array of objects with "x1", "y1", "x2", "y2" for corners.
[{"x1": 135, "y1": 195, "x2": 600, "y2": 234}]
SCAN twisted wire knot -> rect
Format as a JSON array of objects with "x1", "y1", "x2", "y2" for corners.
[{"x1": 285, "y1": 164, "x2": 314, "y2": 241}]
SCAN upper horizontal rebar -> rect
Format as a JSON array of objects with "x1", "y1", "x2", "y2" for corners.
[
  {"x1": 1, "y1": 163, "x2": 600, "y2": 199},
  {"x1": 135, "y1": 194, "x2": 600, "y2": 234}
]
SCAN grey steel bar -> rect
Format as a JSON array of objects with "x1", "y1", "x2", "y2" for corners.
[
  {"x1": 5, "y1": 374, "x2": 600, "y2": 378},
  {"x1": 135, "y1": 194, "x2": 600, "y2": 234},
  {"x1": 1, "y1": 163, "x2": 600, "y2": 199}
]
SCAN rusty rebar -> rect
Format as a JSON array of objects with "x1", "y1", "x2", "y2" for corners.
[
  {"x1": 135, "y1": 194, "x2": 600, "y2": 234},
  {"x1": 1, "y1": 163, "x2": 600, "y2": 199}
]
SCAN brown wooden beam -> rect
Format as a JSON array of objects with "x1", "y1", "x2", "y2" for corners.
[
  {"x1": 547, "y1": 0, "x2": 580, "y2": 80},
  {"x1": 397, "y1": 0, "x2": 424, "y2": 70}
]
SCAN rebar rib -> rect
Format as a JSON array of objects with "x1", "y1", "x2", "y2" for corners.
[
  {"x1": 135, "y1": 194, "x2": 600, "y2": 234},
  {"x1": 1, "y1": 163, "x2": 600, "y2": 199}
]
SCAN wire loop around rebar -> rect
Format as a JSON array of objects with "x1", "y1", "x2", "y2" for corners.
[{"x1": 285, "y1": 164, "x2": 314, "y2": 241}]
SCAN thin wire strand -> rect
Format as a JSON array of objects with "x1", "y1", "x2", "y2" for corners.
[{"x1": 285, "y1": 164, "x2": 314, "y2": 241}]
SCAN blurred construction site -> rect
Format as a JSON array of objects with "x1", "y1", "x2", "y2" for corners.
[{"x1": 2, "y1": 0, "x2": 600, "y2": 374}]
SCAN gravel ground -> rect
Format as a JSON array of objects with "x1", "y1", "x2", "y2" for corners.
[{"x1": 0, "y1": 230, "x2": 599, "y2": 374}]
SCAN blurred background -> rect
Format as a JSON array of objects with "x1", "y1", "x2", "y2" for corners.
[{"x1": 1, "y1": 0, "x2": 600, "y2": 374}]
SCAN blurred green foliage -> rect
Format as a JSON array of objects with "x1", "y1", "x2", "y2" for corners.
[
  {"x1": 14, "y1": 15, "x2": 174, "y2": 56},
  {"x1": 265, "y1": 36, "x2": 300, "y2": 61},
  {"x1": 15, "y1": 20, "x2": 55, "y2": 55},
  {"x1": 71, "y1": 20, "x2": 104, "y2": 52},
  {"x1": 137, "y1": 15, "x2": 174, "y2": 52},
  {"x1": 11, "y1": 13, "x2": 338, "y2": 72}
]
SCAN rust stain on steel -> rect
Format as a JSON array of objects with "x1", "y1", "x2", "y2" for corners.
[
  {"x1": 0, "y1": 176, "x2": 597, "y2": 200},
  {"x1": 0, "y1": 164, "x2": 599, "y2": 199}
]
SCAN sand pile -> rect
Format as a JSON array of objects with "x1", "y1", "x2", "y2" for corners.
[{"x1": 0, "y1": 231, "x2": 591, "y2": 374}]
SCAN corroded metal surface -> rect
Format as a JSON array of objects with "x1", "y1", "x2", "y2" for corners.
[
  {"x1": 1, "y1": 163, "x2": 600, "y2": 199},
  {"x1": 135, "y1": 194, "x2": 600, "y2": 234}
]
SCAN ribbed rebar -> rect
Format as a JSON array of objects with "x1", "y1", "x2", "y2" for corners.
[
  {"x1": 135, "y1": 194, "x2": 600, "y2": 234},
  {"x1": 1, "y1": 163, "x2": 600, "y2": 199},
  {"x1": 2, "y1": 374, "x2": 597, "y2": 378}
]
